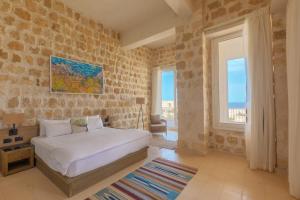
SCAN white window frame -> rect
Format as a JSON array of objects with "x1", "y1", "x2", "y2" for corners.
[{"x1": 211, "y1": 31, "x2": 246, "y2": 132}]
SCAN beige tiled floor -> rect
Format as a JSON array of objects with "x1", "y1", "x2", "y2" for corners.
[
  {"x1": 150, "y1": 131, "x2": 178, "y2": 149},
  {"x1": 0, "y1": 147, "x2": 296, "y2": 200}
]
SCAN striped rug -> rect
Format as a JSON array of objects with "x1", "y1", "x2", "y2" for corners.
[{"x1": 85, "y1": 158, "x2": 198, "y2": 200}]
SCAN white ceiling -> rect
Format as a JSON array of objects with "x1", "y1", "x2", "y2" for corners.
[
  {"x1": 61, "y1": 0, "x2": 174, "y2": 32},
  {"x1": 61, "y1": 0, "x2": 178, "y2": 49},
  {"x1": 146, "y1": 34, "x2": 176, "y2": 48}
]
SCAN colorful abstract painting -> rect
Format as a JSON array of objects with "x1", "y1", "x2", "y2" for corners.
[{"x1": 50, "y1": 56, "x2": 104, "y2": 94}]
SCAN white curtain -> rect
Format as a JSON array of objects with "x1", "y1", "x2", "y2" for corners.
[
  {"x1": 151, "y1": 67, "x2": 162, "y2": 115},
  {"x1": 244, "y1": 7, "x2": 276, "y2": 172},
  {"x1": 286, "y1": 0, "x2": 300, "y2": 198}
]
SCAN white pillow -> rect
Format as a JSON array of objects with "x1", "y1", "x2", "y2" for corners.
[
  {"x1": 39, "y1": 119, "x2": 70, "y2": 136},
  {"x1": 45, "y1": 121, "x2": 72, "y2": 137},
  {"x1": 87, "y1": 115, "x2": 103, "y2": 131}
]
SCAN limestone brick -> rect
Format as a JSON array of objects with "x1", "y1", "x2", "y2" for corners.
[{"x1": 0, "y1": 0, "x2": 152, "y2": 129}]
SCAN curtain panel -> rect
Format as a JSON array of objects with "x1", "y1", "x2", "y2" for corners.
[
  {"x1": 151, "y1": 67, "x2": 162, "y2": 115},
  {"x1": 244, "y1": 7, "x2": 276, "y2": 172}
]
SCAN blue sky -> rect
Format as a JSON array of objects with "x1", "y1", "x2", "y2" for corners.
[
  {"x1": 162, "y1": 71, "x2": 175, "y2": 101},
  {"x1": 227, "y1": 58, "x2": 247, "y2": 107},
  {"x1": 161, "y1": 59, "x2": 247, "y2": 107}
]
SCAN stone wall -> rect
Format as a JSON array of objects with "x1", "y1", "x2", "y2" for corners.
[
  {"x1": 152, "y1": 44, "x2": 175, "y2": 68},
  {"x1": 203, "y1": 0, "x2": 288, "y2": 165},
  {"x1": 272, "y1": 12, "x2": 288, "y2": 169},
  {"x1": 203, "y1": 0, "x2": 273, "y2": 156},
  {"x1": 204, "y1": 0, "x2": 269, "y2": 27},
  {"x1": 204, "y1": 38, "x2": 246, "y2": 155},
  {"x1": 176, "y1": 4, "x2": 208, "y2": 154},
  {"x1": 174, "y1": 0, "x2": 288, "y2": 160},
  {"x1": 174, "y1": 0, "x2": 269, "y2": 155},
  {"x1": 0, "y1": 0, "x2": 152, "y2": 129}
]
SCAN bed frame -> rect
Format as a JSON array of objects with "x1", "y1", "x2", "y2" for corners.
[{"x1": 35, "y1": 147, "x2": 148, "y2": 197}]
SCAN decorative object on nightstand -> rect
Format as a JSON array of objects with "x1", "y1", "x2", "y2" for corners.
[
  {"x1": 2, "y1": 113, "x2": 24, "y2": 136},
  {"x1": 136, "y1": 97, "x2": 145, "y2": 130},
  {"x1": 101, "y1": 109, "x2": 110, "y2": 127},
  {"x1": 103, "y1": 116, "x2": 110, "y2": 127},
  {"x1": 0, "y1": 143, "x2": 34, "y2": 176}
]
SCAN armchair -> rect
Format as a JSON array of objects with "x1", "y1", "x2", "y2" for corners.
[{"x1": 149, "y1": 115, "x2": 167, "y2": 134}]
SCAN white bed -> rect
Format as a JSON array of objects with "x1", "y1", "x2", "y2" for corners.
[{"x1": 31, "y1": 128, "x2": 150, "y2": 177}]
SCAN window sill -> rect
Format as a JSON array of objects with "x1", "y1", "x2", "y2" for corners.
[{"x1": 213, "y1": 122, "x2": 245, "y2": 132}]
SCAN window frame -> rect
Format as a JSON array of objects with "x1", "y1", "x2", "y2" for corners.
[{"x1": 211, "y1": 31, "x2": 246, "y2": 132}]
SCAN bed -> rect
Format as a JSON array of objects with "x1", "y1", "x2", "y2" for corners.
[{"x1": 31, "y1": 127, "x2": 150, "y2": 197}]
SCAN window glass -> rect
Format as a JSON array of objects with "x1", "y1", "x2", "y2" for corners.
[
  {"x1": 161, "y1": 71, "x2": 175, "y2": 121},
  {"x1": 227, "y1": 58, "x2": 247, "y2": 123}
]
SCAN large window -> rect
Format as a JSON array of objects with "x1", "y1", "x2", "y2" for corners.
[{"x1": 212, "y1": 31, "x2": 247, "y2": 131}]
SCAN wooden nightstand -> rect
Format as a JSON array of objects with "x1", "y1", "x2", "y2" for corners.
[{"x1": 0, "y1": 144, "x2": 34, "y2": 176}]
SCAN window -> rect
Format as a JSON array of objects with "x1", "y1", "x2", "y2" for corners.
[
  {"x1": 161, "y1": 68, "x2": 177, "y2": 129},
  {"x1": 212, "y1": 31, "x2": 247, "y2": 131},
  {"x1": 227, "y1": 58, "x2": 247, "y2": 123}
]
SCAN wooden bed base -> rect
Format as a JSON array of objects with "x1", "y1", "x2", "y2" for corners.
[{"x1": 35, "y1": 147, "x2": 148, "y2": 197}]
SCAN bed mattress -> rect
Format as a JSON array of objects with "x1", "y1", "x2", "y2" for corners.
[{"x1": 31, "y1": 128, "x2": 150, "y2": 177}]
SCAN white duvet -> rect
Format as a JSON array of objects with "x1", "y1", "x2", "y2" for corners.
[{"x1": 31, "y1": 128, "x2": 150, "y2": 177}]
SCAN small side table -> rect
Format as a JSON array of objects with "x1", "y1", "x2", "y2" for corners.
[{"x1": 0, "y1": 144, "x2": 34, "y2": 176}]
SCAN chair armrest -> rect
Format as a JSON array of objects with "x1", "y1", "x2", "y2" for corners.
[{"x1": 160, "y1": 119, "x2": 167, "y2": 126}]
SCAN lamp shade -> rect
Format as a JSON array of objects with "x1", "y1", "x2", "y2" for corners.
[
  {"x1": 2, "y1": 113, "x2": 24, "y2": 126},
  {"x1": 136, "y1": 97, "x2": 145, "y2": 105}
]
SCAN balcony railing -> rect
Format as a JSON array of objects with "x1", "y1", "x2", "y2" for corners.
[{"x1": 228, "y1": 108, "x2": 246, "y2": 123}]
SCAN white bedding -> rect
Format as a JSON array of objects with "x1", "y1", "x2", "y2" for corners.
[{"x1": 31, "y1": 128, "x2": 150, "y2": 177}]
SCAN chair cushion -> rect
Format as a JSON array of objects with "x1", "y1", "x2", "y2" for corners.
[
  {"x1": 151, "y1": 115, "x2": 161, "y2": 124},
  {"x1": 150, "y1": 124, "x2": 167, "y2": 133}
]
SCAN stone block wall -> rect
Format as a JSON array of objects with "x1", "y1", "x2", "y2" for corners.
[
  {"x1": 0, "y1": 0, "x2": 152, "y2": 129},
  {"x1": 202, "y1": 0, "x2": 288, "y2": 162},
  {"x1": 152, "y1": 44, "x2": 175, "y2": 68},
  {"x1": 171, "y1": 0, "x2": 288, "y2": 161},
  {"x1": 204, "y1": 37, "x2": 246, "y2": 155},
  {"x1": 204, "y1": 0, "x2": 269, "y2": 27},
  {"x1": 175, "y1": 5, "x2": 209, "y2": 154},
  {"x1": 272, "y1": 12, "x2": 288, "y2": 169}
]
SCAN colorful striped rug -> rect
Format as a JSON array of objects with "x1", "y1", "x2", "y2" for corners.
[{"x1": 85, "y1": 158, "x2": 198, "y2": 200}]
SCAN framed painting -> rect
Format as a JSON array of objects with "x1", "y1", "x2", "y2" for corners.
[{"x1": 50, "y1": 56, "x2": 104, "y2": 94}]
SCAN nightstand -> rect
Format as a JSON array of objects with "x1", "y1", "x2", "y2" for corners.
[{"x1": 0, "y1": 144, "x2": 34, "y2": 176}]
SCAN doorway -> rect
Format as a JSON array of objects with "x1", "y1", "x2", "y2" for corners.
[{"x1": 161, "y1": 68, "x2": 178, "y2": 142}]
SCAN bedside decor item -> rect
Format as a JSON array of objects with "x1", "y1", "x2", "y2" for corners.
[
  {"x1": 71, "y1": 117, "x2": 88, "y2": 133},
  {"x1": 3, "y1": 113, "x2": 24, "y2": 136},
  {"x1": 136, "y1": 97, "x2": 145, "y2": 129},
  {"x1": 0, "y1": 143, "x2": 34, "y2": 176},
  {"x1": 0, "y1": 126, "x2": 38, "y2": 149},
  {"x1": 101, "y1": 110, "x2": 110, "y2": 127},
  {"x1": 50, "y1": 56, "x2": 104, "y2": 94},
  {"x1": 86, "y1": 158, "x2": 198, "y2": 200},
  {"x1": 103, "y1": 116, "x2": 110, "y2": 127}
]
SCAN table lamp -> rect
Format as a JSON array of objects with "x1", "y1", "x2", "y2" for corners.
[{"x1": 3, "y1": 113, "x2": 24, "y2": 136}]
